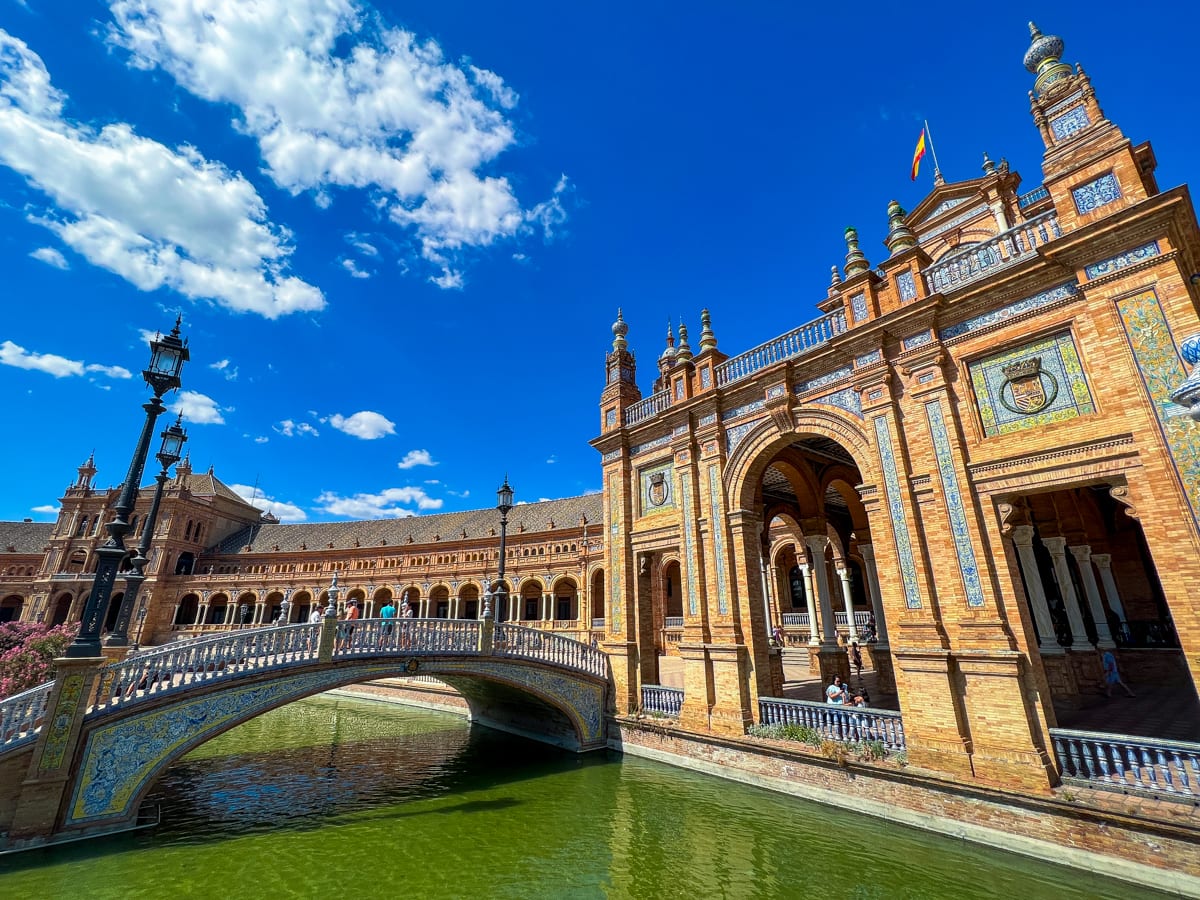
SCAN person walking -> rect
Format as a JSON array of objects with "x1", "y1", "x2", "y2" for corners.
[
  {"x1": 400, "y1": 599, "x2": 415, "y2": 649},
  {"x1": 849, "y1": 642, "x2": 864, "y2": 683},
  {"x1": 306, "y1": 603, "x2": 324, "y2": 651},
  {"x1": 1101, "y1": 648, "x2": 1135, "y2": 698},
  {"x1": 379, "y1": 597, "x2": 397, "y2": 647}
]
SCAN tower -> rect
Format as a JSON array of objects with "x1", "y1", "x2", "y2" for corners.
[{"x1": 600, "y1": 309, "x2": 642, "y2": 435}]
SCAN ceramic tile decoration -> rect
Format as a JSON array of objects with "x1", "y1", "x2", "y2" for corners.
[
  {"x1": 925, "y1": 399, "x2": 985, "y2": 606},
  {"x1": 639, "y1": 460, "x2": 676, "y2": 514},
  {"x1": 721, "y1": 398, "x2": 766, "y2": 421},
  {"x1": 1050, "y1": 105, "x2": 1090, "y2": 140},
  {"x1": 873, "y1": 416, "x2": 922, "y2": 608},
  {"x1": 797, "y1": 366, "x2": 852, "y2": 394},
  {"x1": 856, "y1": 350, "x2": 882, "y2": 367},
  {"x1": 709, "y1": 464, "x2": 729, "y2": 615},
  {"x1": 1072, "y1": 172, "x2": 1121, "y2": 214},
  {"x1": 942, "y1": 282, "x2": 1078, "y2": 340},
  {"x1": 678, "y1": 470, "x2": 700, "y2": 617},
  {"x1": 897, "y1": 270, "x2": 917, "y2": 302},
  {"x1": 812, "y1": 387, "x2": 863, "y2": 418},
  {"x1": 969, "y1": 331, "x2": 1094, "y2": 437},
  {"x1": 1084, "y1": 242, "x2": 1160, "y2": 280}
]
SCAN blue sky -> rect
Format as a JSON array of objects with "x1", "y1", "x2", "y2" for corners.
[{"x1": 2, "y1": 1, "x2": 1198, "y2": 523}]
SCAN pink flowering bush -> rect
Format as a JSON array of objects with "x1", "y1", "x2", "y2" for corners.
[{"x1": 0, "y1": 622, "x2": 78, "y2": 699}]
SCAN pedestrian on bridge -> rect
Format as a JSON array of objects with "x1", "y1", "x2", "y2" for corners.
[
  {"x1": 379, "y1": 598, "x2": 397, "y2": 648},
  {"x1": 307, "y1": 603, "x2": 325, "y2": 651}
]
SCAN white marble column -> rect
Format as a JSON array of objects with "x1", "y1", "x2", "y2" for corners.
[
  {"x1": 799, "y1": 563, "x2": 819, "y2": 646},
  {"x1": 543, "y1": 591, "x2": 553, "y2": 621},
  {"x1": 1041, "y1": 536, "x2": 1089, "y2": 647},
  {"x1": 857, "y1": 544, "x2": 889, "y2": 646},
  {"x1": 1069, "y1": 545, "x2": 1114, "y2": 647},
  {"x1": 836, "y1": 565, "x2": 859, "y2": 642},
  {"x1": 1009, "y1": 526, "x2": 1062, "y2": 654},
  {"x1": 804, "y1": 535, "x2": 838, "y2": 647},
  {"x1": 1090, "y1": 554, "x2": 1127, "y2": 624}
]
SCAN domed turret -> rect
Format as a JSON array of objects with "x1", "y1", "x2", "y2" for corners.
[
  {"x1": 1023, "y1": 22, "x2": 1072, "y2": 96},
  {"x1": 611, "y1": 308, "x2": 629, "y2": 352}
]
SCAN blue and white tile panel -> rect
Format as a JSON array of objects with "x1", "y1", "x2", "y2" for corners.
[
  {"x1": 1072, "y1": 173, "x2": 1121, "y2": 214},
  {"x1": 722, "y1": 398, "x2": 766, "y2": 421},
  {"x1": 941, "y1": 281, "x2": 1078, "y2": 340},
  {"x1": 924, "y1": 399, "x2": 985, "y2": 607},
  {"x1": 897, "y1": 270, "x2": 918, "y2": 302},
  {"x1": 811, "y1": 388, "x2": 863, "y2": 419},
  {"x1": 855, "y1": 350, "x2": 883, "y2": 367},
  {"x1": 678, "y1": 470, "x2": 700, "y2": 617},
  {"x1": 630, "y1": 433, "x2": 672, "y2": 456},
  {"x1": 1084, "y1": 241, "x2": 1160, "y2": 280},
  {"x1": 851, "y1": 292, "x2": 868, "y2": 322},
  {"x1": 709, "y1": 464, "x2": 729, "y2": 615},
  {"x1": 1050, "y1": 105, "x2": 1090, "y2": 141},
  {"x1": 902, "y1": 330, "x2": 934, "y2": 351},
  {"x1": 796, "y1": 366, "x2": 852, "y2": 394},
  {"x1": 873, "y1": 415, "x2": 922, "y2": 609}
]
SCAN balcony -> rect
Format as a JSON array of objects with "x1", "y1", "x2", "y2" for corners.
[
  {"x1": 923, "y1": 210, "x2": 1061, "y2": 295},
  {"x1": 715, "y1": 309, "x2": 847, "y2": 389}
]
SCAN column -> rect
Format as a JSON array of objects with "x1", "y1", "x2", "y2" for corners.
[
  {"x1": 1009, "y1": 526, "x2": 1062, "y2": 654},
  {"x1": 1091, "y1": 554, "x2": 1127, "y2": 624},
  {"x1": 804, "y1": 536, "x2": 838, "y2": 648},
  {"x1": 543, "y1": 591, "x2": 553, "y2": 622},
  {"x1": 1041, "y1": 536, "x2": 1088, "y2": 646},
  {"x1": 836, "y1": 564, "x2": 859, "y2": 642},
  {"x1": 858, "y1": 543, "x2": 889, "y2": 645},
  {"x1": 1069, "y1": 545, "x2": 1114, "y2": 647},
  {"x1": 800, "y1": 563, "x2": 818, "y2": 646}
]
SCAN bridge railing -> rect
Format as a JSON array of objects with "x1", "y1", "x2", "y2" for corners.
[
  {"x1": 494, "y1": 624, "x2": 609, "y2": 679},
  {"x1": 98, "y1": 623, "x2": 321, "y2": 711},
  {"x1": 0, "y1": 682, "x2": 53, "y2": 750},
  {"x1": 759, "y1": 697, "x2": 906, "y2": 753},
  {"x1": 334, "y1": 618, "x2": 481, "y2": 656},
  {"x1": 642, "y1": 685, "x2": 683, "y2": 717}
]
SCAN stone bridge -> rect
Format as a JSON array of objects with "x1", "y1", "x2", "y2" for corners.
[{"x1": 0, "y1": 618, "x2": 610, "y2": 848}]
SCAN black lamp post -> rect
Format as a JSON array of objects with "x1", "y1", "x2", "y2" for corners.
[
  {"x1": 105, "y1": 415, "x2": 187, "y2": 648},
  {"x1": 66, "y1": 318, "x2": 188, "y2": 658},
  {"x1": 489, "y1": 476, "x2": 514, "y2": 621}
]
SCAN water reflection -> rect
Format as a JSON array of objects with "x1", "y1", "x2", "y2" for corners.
[{"x1": 0, "y1": 695, "x2": 1164, "y2": 899}]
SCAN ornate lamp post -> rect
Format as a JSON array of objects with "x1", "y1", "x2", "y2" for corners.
[
  {"x1": 105, "y1": 415, "x2": 187, "y2": 648},
  {"x1": 278, "y1": 594, "x2": 291, "y2": 625},
  {"x1": 326, "y1": 572, "x2": 341, "y2": 619},
  {"x1": 133, "y1": 598, "x2": 149, "y2": 649},
  {"x1": 488, "y1": 476, "x2": 514, "y2": 621},
  {"x1": 66, "y1": 318, "x2": 188, "y2": 658}
]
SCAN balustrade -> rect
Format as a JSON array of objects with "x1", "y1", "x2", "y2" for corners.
[
  {"x1": 494, "y1": 624, "x2": 609, "y2": 678},
  {"x1": 1050, "y1": 728, "x2": 1200, "y2": 799},
  {"x1": 623, "y1": 390, "x2": 671, "y2": 427},
  {"x1": 714, "y1": 309, "x2": 847, "y2": 388},
  {"x1": 758, "y1": 697, "x2": 906, "y2": 753},
  {"x1": 1017, "y1": 185, "x2": 1050, "y2": 208},
  {"x1": 923, "y1": 211, "x2": 1060, "y2": 294},
  {"x1": 0, "y1": 682, "x2": 52, "y2": 750},
  {"x1": 642, "y1": 685, "x2": 684, "y2": 717}
]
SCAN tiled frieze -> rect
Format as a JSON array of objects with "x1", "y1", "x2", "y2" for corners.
[
  {"x1": 1115, "y1": 289, "x2": 1200, "y2": 527},
  {"x1": 942, "y1": 282, "x2": 1078, "y2": 340},
  {"x1": 609, "y1": 473, "x2": 621, "y2": 633},
  {"x1": 796, "y1": 366, "x2": 852, "y2": 394},
  {"x1": 902, "y1": 330, "x2": 934, "y2": 351},
  {"x1": 855, "y1": 350, "x2": 882, "y2": 367},
  {"x1": 677, "y1": 469, "x2": 700, "y2": 617},
  {"x1": 1084, "y1": 242, "x2": 1160, "y2": 280},
  {"x1": 722, "y1": 398, "x2": 766, "y2": 421},
  {"x1": 708, "y1": 464, "x2": 729, "y2": 616},
  {"x1": 630, "y1": 434, "x2": 671, "y2": 456},
  {"x1": 811, "y1": 387, "x2": 863, "y2": 418},
  {"x1": 725, "y1": 418, "x2": 764, "y2": 454},
  {"x1": 851, "y1": 292, "x2": 868, "y2": 322},
  {"x1": 1050, "y1": 105, "x2": 1090, "y2": 141},
  {"x1": 896, "y1": 270, "x2": 917, "y2": 302},
  {"x1": 924, "y1": 399, "x2": 985, "y2": 607},
  {"x1": 969, "y1": 331, "x2": 1095, "y2": 437}
]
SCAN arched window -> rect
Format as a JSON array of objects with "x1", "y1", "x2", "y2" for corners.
[
  {"x1": 75, "y1": 516, "x2": 88, "y2": 537},
  {"x1": 184, "y1": 520, "x2": 194, "y2": 541}
]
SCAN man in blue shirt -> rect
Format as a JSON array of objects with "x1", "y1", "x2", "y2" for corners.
[{"x1": 379, "y1": 598, "x2": 397, "y2": 647}]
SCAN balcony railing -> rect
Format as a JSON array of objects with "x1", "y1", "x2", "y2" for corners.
[
  {"x1": 664, "y1": 616, "x2": 684, "y2": 628},
  {"x1": 779, "y1": 611, "x2": 869, "y2": 629},
  {"x1": 715, "y1": 309, "x2": 847, "y2": 388},
  {"x1": 0, "y1": 682, "x2": 52, "y2": 750},
  {"x1": 759, "y1": 697, "x2": 906, "y2": 753},
  {"x1": 923, "y1": 210, "x2": 1060, "y2": 294},
  {"x1": 642, "y1": 685, "x2": 684, "y2": 717},
  {"x1": 1050, "y1": 728, "x2": 1200, "y2": 799},
  {"x1": 624, "y1": 390, "x2": 671, "y2": 427},
  {"x1": 1017, "y1": 185, "x2": 1050, "y2": 209}
]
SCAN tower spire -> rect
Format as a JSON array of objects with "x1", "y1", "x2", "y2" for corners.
[
  {"x1": 843, "y1": 227, "x2": 870, "y2": 278},
  {"x1": 698, "y1": 308, "x2": 718, "y2": 353},
  {"x1": 1023, "y1": 21, "x2": 1073, "y2": 97}
]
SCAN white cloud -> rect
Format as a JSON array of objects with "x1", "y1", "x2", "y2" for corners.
[
  {"x1": 447, "y1": 489, "x2": 470, "y2": 498},
  {"x1": 0, "y1": 30, "x2": 325, "y2": 318},
  {"x1": 229, "y1": 482, "x2": 307, "y2": 521},
  {"x1": 0, "y1": 339, "x2": 82, "y2": 377},
  {"x1": 210, "y1": 358, "x2": 238, "y2": 380},
  {"x1": 171, "y1": 389, "x2": 225, "y2": 424},
  {"x1": 31, "y1": 504, "x2": 59, "y2": 514},
  {"x1": 107, "y1": 0, "x2": 567, "y2": 288},
  {"x1": 253, "y1": 435, "x2": 268, "y2": 443},
  {"x1": 347, "y1": 233, "x2": 378, "y2": 256},
  {"x1": 340, "y1": 257, "x2": 370, "y2": 279},
  {"x1": 30, "y1": 246, "x2": 67, "y2": 268},
  {"x1": 546, "y1": 454, "x2": 557, "y2": 464},
  {"x1": 0, "y1": 339, "x2": 131, "y2": 380},
  {"x1": 315, "y1": 486, "x2": 442, "y2": 518},
  {"x1": 85, "y1": 363, "x2": 133, "y2": 379},
  {"x1": 275, "y1": 418, "x2": 318, "y2": 437},
  {"x1": 396, "y1": 448, "x2": 435, "y2": 469},
  {"x1": 328, "y1": 410, "x2": 395, "y2": 440}
]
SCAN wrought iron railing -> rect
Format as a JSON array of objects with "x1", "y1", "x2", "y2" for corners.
[
  {"x1": 1050, "y1": 728, "x2": 1200, "y2": 799},
  {"x1": 642, "y1": 685, "x2": 684, "y2": 717},
  {"x1": 923, "y1": 211, "x2": 1060, "y2": 294},
  {"x1": 623, "y1": 390, "x2": 671, "y2": 427},
  {"x1": 714, "y1": 309, "x2": 847, "y2": 388},
  {"x1": 494, "y1": 624, "x2": 609, "y2": 678},
  {"x1": 0, "y1": 682, "x2": 53, "y2": 750},
  {"x1": 759, "y1": 697, "x2": 906, "y2": 753}
]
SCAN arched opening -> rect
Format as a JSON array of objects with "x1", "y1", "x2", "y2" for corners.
[
  {"x1": 174, "y1": 594, "x2": 200, "y2": 626},
  {"x1": 64, "y1": 550, "x2": 87, "y2": 574},
  {"x1": 401, "y1": 587, "x2": 421, "y2": 617},
  {"x1": 491, "y1": 581, "x2": 510, "y2": 623},
  {"x1": 553, "y1": 578, "x2": 578, "y2": 623},
  {"x1": 430, "y1": 585, "x2": 450, "y2": 619},
  {"x1": 263, "y1": 591, "x2": 285, "y2": 624},
  {"x1": 458, "y1": 583, "x2": 480, "y2": 620},
  {"x1": 207, "y1": 594, "x2": 230, "y2": 626},
  {"x1": 174, "y1": 552, "x2": 195, "y2": 575},
  {"x1": 520, "y1": 582, "x2": 542, "y2": 622},
  {"x1": 50, "y1": 592, "x2": 73, "y2": 626},
  {"x1": 0, "y1": 595, "x2": 23, "y2": 623},
  {"x1": 661, "y1": 562, "x2": 683, "y2": 619},
  {"x1": 590, "y1": 569, "x2": 605, "y2": 625},
  {"x1": 235, "y1": 592, "x2": 257, "y2": 627}
]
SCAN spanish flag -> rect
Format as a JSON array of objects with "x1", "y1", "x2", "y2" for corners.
[{"x1": 911, "y1": 128, "x2": 927, "y2": 181}]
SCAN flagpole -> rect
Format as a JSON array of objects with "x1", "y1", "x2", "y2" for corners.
[{"x1": 924, "y1": 119, "x2": 943, "y2": 182}]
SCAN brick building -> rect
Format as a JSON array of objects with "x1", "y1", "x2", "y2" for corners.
[{"x1": 1, "y1": 22, "x2": 1198, "y2": 796}]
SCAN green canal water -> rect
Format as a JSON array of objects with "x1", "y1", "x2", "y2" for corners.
[{"x1": 0, "y1": 695, "x2": 1158, "y2": 899}]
